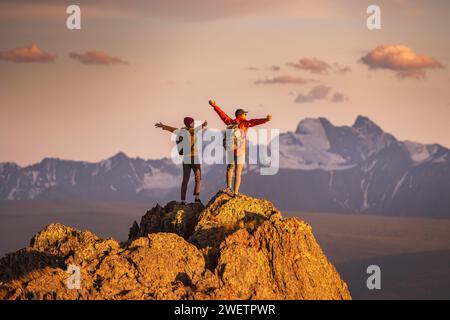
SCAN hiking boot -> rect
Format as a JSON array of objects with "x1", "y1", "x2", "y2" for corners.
[{"x1": 222, "y1": 187, "x2": 233, "y2": 196}]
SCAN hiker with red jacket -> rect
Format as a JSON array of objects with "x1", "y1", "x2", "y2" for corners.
[
  {"x1": 208, "y1": 99, "x2": 272, "y2": 197},
  {"x1": 155, "y1": 117, "x2": 207, "y2": 205}
]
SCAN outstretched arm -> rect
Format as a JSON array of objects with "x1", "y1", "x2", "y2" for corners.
[
  {"x1": 248, "y1": 115, "x2": 272, "y2": 127},
  {"x1": 209, "y1": 100, "x2": 232, "y2": 125},
  {"x1": 155, "y1": 122, "x2": 177, "y2": 133},
  {"x1": 194, "y1": 120, "x2": 208, "y2": 133}
]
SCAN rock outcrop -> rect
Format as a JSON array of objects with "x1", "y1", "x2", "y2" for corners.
[{"x1": 0, "y1": 191, "x2": 351, "y2": 300}]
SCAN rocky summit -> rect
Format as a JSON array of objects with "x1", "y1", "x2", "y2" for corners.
[{"x1": 0, "y1": 191, "x2": 351, "y2": 300}]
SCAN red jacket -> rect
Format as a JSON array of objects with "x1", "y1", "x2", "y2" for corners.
[{"x1": 213, "y1": 105, "x2": 269, "y2": 155}]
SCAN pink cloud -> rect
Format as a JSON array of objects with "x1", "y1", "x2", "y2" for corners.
[
  {"x1": 295, "y1": 85, "x2": 331, "y2": 103},
  {"x1": 255, "y1": 75, "x2": 312, "y2": 85},
  {"x1": 287, "y1": 57, "x2": 351, "y2": 75},
  {"x1": 268, "y1": 65, "x2": 281, "y2": 71},
  {"x1": 331, "y1": 92, "x2": 348, "y2": 103},
  {"x1": 0, "y1": 43, "x2": 56, "y2": 63},
  {"x1": 69, "y1": 50, "x2": 128, "y2": 66},
  {"x1": 248, "y1": 65, "x2": 281, "y2": 72},
  {"x1": 287, "y1": 57, "x2": 331, "y2": 74},
  {"x1": 396, "y1": 70, "x2": 427, "y2": 80},
  {"x1": 295, "y1": 85, "x2": 348, "y2": 104},
  {"x1": 332, "y1": 63, "x2": 351, "y2": 74},
  {"x1": 360, "y1": 45, "x2": 444, "y2": 79}
]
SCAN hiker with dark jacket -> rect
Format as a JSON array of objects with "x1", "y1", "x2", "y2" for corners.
[
  {"x1": 155, "y1": 117, "x2": 207, "y2": 204},
  {"x1": 208, "y1": 99, "x2": 272, "y2": 197}
]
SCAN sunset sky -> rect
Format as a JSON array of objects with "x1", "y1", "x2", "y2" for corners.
[{"x1": 1, "y1": 0, "x2": 450, "y2": 166}]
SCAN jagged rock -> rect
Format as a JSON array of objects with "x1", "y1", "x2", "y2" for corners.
[
  {"x1": 31, "y1": 223, "x2": 120, "y2": 263},
  {"x1": 128, "y1": 202, "x2": 204, "y2": 242},
  {"x1": 215, "y1": 219, "x2": 350, "y2": 299},
  {"x1": 0, "y1": 227, "x2": 208, "y2": 300},
  {"x1": 0, "y1": 191, "x2": 351, "y2": 300},
  {"x1": 189, "y1": 192, "x2": 282, "y2": 269}
]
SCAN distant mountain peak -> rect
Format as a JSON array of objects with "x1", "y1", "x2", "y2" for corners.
[
  {"x1": 110, "y1": 151, "x2": 129, "y2": 161},
  {"x1": 0, "y1": 162, "x2": 20, "y2": 172},
  {"x1": 352, "y1": 115, "x2": 382, "y2": 133},
  {"x1": 295, "y1": 117, "x2": 332, "y2": 135},
  {"x1": 0, "y1": 162, "x2": 19, "y2": 167},
  {"x1": 39, "y1": 157, "x2": 61, "y2": 167}
]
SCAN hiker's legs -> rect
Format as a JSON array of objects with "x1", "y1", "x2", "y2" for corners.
[
  {"x1": 181, "y1": 163, "x2": 191, "y2": 201},
  {"x1": 226, "y1": 163, "x2": 234, "y2": 189},
  {"x1": 193, "y1": 164, "x2": 201, "y2": 197},
  {"x1": 234, "y1": 163, "x2": 244, "y2": 194},
  {"x1": 233, "y1": 154, "x2": 245, "y2": 194}
]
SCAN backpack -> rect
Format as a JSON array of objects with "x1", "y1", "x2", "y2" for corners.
[{"x1": 223, "y1": 124, "x2": 243, "y2": 150}]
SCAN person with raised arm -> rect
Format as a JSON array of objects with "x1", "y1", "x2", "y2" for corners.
[
  {"x1": 208, "y1": 99, "x2": 272, "y2": 197},
  {"x1": 155, "y1": 117, "x2": 207, "y2": 205}
]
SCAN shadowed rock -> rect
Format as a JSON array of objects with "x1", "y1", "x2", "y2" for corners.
[{"x1": 128, "y1": 201, "x2": 205, "y2": 241}]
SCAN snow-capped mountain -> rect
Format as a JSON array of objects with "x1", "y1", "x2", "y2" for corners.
[
  {"x1": 0, "y1": 152, "x2": 180, "y2": 202},
  {"x1": 1, "y1": 116, "x2": 449, "y2": 217},
  {"x1": 234, "y1": 116, "x2": 450, "y2": 217}
]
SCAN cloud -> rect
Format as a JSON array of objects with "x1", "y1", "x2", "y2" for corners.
[
  {"x1": 287, "y1": 57, "x2": 351, "y2": 75},
  {"x1": 0, "y1": 43, "x2": 56, "y2": 63},
  {"x1": 330, "y1": 92, "x2": 348, "y2": 103},
  {"x1": 360, "y1": 45, "x2": 444, "y2": 79},
  {"x1": 248, "y1": 65, "x2": 281, "y2": 72},
  {"x1": 396, "y1": 70, "x2": 427, "y2": 80},
  {"x1": 295, "y1": 85, "x2": 348, "y2": 104},
  {"x1": 255, "y1": 75, "x2": 312, "y2": 85},
  {"x1": 287, "y1": 58, "x2": 331, "y2": 74},
  {"x1": 295, "y1": 85, "x2": 331, "y2": 103},
  {"x1": 332, "y1": 63, "x2": 351, "y2": 74},
  {"x1": 268, "y1": 65, "x2": 281, "y2": 72},
  {"x1": 69, "y1": 50, "x2": 128, "y2": 66}
]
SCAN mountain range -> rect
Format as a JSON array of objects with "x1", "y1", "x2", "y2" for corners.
[{"x1": 1, "y1": 116, "x2": 449, "y2": 217}]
